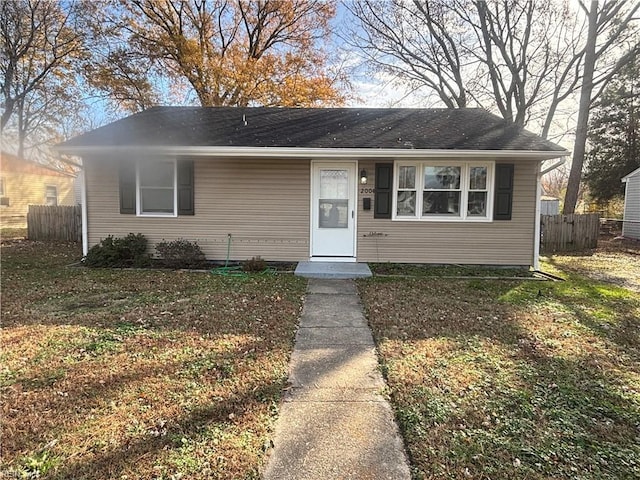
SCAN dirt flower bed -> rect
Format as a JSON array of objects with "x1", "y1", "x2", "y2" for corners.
[
  {"x1": 1, "y1": 241, "x2": 306, "y2": 479},
  {"x1": 358, "y1": 271, "x2": 640, "y2": 479}
]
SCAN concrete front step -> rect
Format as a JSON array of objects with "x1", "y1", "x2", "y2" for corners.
[{"x1": 294, "y1": 261, "x2": 372, "y2": 279}]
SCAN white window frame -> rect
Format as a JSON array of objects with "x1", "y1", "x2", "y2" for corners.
[
  {"x1": 392, "y1": 160, "x2": 495, "y2": 222},
  {"x1": 45, "y1": 185, "x2": 58, "y2": 206},
  {"x1": 136, "y1": 158, "x2": 178, "y2": 217}
]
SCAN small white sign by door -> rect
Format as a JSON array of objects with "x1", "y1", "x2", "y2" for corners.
[{"x1": 311, "y1": 162, "x2": 357, "y2": 258}]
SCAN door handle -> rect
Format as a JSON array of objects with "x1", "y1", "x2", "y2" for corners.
[{"x1": 352, "y1": 210, "x2": 354, "y2": 218}]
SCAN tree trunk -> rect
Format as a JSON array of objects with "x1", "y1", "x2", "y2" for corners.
[{"x1": 563, "y1": 1, "x2": 598, "y2": 214}]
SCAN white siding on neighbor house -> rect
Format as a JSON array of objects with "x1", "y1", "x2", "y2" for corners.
[
  {"x1": 623, "y1": 173, "x2": 640, "y2": 240},
  {"x1": 356, "y1": 159, "x2": 539, "y2": 266},
  {"x1": 85, "y1": 156, "x2": 310, "y2": 261},
  {"x1": 540, "y1": 198, "x2": 559, "y2": 215},
  {"x1": 85, "y1": 155, "x2": 541, "y2": 265}
]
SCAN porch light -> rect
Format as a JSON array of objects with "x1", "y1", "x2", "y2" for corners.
[{"x1": 360, "y1": 169, "x2": 368, "y2": 185}]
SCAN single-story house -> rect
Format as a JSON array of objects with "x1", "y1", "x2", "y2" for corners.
[
  {"x1": 0, "y1": 151, "x2": 76, "y2": 228},
  {"x1": 622, "y1": 167, "x2": 640, "y2": 240},
  {"x1": 56, "y1": 107, "x2": 567, "y2": 268}
]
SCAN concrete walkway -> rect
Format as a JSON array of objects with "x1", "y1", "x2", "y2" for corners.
[{"x1": 262, "y1": 279, "x2": 411, "y2": 480}]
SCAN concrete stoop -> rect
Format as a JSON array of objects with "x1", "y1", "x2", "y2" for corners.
[
  {"x1": 262, "y1": 279, "x2": 410, "y2": 480},
  {"x1": 294, "y1": 261, "x2": 372, "y2": 279}
]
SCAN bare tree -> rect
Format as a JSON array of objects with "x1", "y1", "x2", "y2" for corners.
[
  {"x1": 344, "y1": 0, "x2": 470, "y2": 108},
  {"x1": 563, "y1": 0, "x2": 640, "y2": 214},
  {"x1": 348, "y1": 0, "x2": 582, "y2": 130}
]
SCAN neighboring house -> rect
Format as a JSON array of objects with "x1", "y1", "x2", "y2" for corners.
[
  {"x1": 56, "y1": 107, "x2": 567, "y2": 268},
  {"x1": 622, "y1": 167, "x2": 640, "y2": 240},
  {"x1": 0, "y1": 151, "x2": 76, "y2": 228},
  {"x1": 540, "y1": 196, "x2": 560, "y2": 215}
]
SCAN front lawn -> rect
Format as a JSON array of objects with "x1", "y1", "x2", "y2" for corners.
[
  {"x1": 358, "y1": 264, "x2": 640, "y2": 479},
  {"x1": 1, "y1": 241, "x2": 306, "y2": 479}
]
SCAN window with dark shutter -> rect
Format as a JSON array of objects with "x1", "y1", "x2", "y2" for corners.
[
  {"x1": 374, "y1": 163, "x2": 393, "y2": 219},
  {"x1": 493, "y1": 163, "x2": 514, "y2": 220},
  {"x1": 177, "y1": 159, "x2": 194, "y2": 215},
  {"x1": 119, "y1": 161, "x2": 136, "y2": 214}
]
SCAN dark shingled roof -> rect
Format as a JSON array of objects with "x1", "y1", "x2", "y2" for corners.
[{"x1": 59, "y1": 107, "x2": 565, "y2": 152}]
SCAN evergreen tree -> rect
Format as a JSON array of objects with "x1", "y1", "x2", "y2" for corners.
[{"x1": 585, "y1": 58, "x2": 640, "y2": 202}]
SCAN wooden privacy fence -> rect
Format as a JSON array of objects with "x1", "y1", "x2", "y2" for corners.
[
  {"x1": 27, "y1": 205, "x2": 81, "y2": 242},
  {"x1": 540, "y1": 213, "x2": 600, "y2": 253}
]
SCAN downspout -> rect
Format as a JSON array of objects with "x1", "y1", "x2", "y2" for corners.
[
  {"x1": 80, "y1": 168, "x2": 88, "y2": 256},
  {"x1": 534, "y1": 158, "x2": 567, "y2": 269}
]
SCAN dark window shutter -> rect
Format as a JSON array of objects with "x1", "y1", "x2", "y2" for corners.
[
  {"x1": 374, "y1": 163, "x2": 393, "y2": 219},
  {"x1": 177, "y1": 159, "x2": 194, "y2": 215},
  {"x1": 494, "y1": 163, "x2": 514, "y2": 220},
  {"x1": 119, "y1": 161, "x2": 136, "y2": 214}
]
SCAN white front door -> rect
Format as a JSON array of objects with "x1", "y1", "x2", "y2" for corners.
[{"x1": 311, "y1": 162, "x2": 357, "y2": 258}]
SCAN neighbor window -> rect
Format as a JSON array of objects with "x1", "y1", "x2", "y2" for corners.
[
  {"x1": 45, "y1": 185, "x2": 58, "y2": 206},
  {"x1": 137, "y1": 159, "x2": 176, "y2": 215},
  {"x1": 0, "y1": 177, "x2": 7, "y2": 206},
  {"x1": 394, "y1": 162, "x2": 493, "y2": 221}
]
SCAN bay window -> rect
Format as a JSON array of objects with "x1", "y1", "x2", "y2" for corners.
[{"x1": 394, "y1": 161, "x2": 494, "y2": 221}]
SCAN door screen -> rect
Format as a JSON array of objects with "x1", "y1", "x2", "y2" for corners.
[{"x1": 319, "y1": 169, "x2": 349, "y2": 228}]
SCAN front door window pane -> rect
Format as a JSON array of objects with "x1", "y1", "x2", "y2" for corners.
[
  {"x1": 319, "y1": 169, "x2": 348, "y2": 228},
  {"x1": 319, "y1": 199, "x2": 348, "y2": 228},
  {"x1": 320, "y1": 169, "x2": 348, "y2": 198}
]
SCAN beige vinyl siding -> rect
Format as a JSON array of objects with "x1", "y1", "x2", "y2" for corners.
[
  {"x1": 85, "y1": 157, "x2": 310, "y2": 261},
  {"x1": 623, "y1": 174, "x2": 640, "y2": 240},
  {"x1": 356, "y1": 159, "x2": 539, "y2": 266},
  {"x1": 86, "y1": 154, "x2": 540, "y2": 265}
]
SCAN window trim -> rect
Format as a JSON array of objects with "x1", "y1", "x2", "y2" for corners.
[
  {"x1": 392, "y1": 160, "x2": 495, "y2": 222},
  {"x1": 0, "y1": 176, "x2": 8, "y2": 207},
  {"x1": 45, "y1": 184, "x2": 58, "y2": 206},
  {"x1": 136, "y1": 158, "x2": 178, "y2": 217}
]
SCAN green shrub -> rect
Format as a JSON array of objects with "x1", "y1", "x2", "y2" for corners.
[
  {"x1": 84, "y1": 233, "x2": 150, "y2": 268},
  {"x1": 155, "y1": 239, "x2": 206, "y2": 269},
  {"x1": 242, "y1": 256, "x2": 267, "y2": 272}
]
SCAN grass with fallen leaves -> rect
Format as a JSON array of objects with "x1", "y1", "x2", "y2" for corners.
[
  {"x1": 1, "y1": 240, "x2": 306, "y2": 479},
  {"x1": 545, "y1": 237, "x2": 640, "y2": 293},
  {"x1": 359, "y1": 257, "x2": 640, "y2": 479}
]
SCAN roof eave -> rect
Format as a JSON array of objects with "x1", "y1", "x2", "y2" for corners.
[
  {"x1": 53, "y1": 145, "x2": 568, "y2": 161},
  {"x1": 622, "y1": 166, "x2": 640, "y2": 182}
]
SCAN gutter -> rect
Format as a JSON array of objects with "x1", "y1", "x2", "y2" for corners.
[{"x1": 52, "y1": 145, "x2": 569, "y2": 161}]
